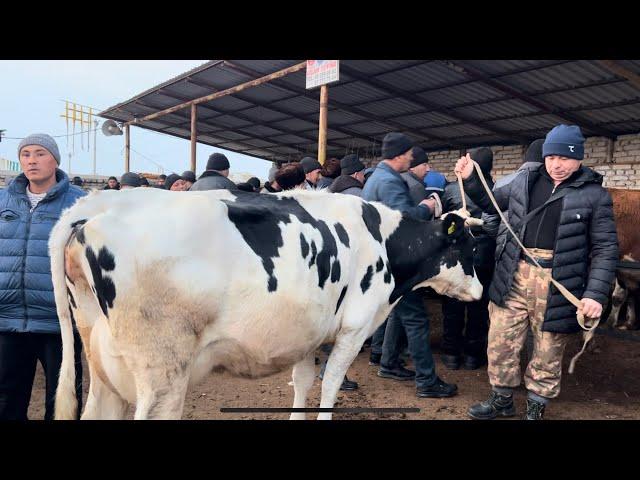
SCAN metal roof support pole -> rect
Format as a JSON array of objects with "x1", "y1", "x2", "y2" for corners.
[
  {"x1": 125, "y1": 124, "x2": 130, "y2": 173},
  {"x1": 190, "y1": 104, "x2": 197, "y2": 172},
  {"x1": 318, "y1": 85, "x2": 328, "y2": 166}
]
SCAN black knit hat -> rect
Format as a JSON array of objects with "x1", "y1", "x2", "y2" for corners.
[
  {"x1": 164, "y1": 173, "x2": 181, "y2": 190},
  {"x1": 382, "y1": 132, "x2": 413, "y2": 159},
  {"x1": 120, "y1": 172, "x2": 142, "y2": 188},
  {"x1": 247, "y1": 177, "x2": 261, "y2": 190},
  {"x1": 410, "y1": 146, "x2": 429, "y2": 168},
  {"x1": 524, "y1": 139, "x2": 545, "y2": 165},
  {"x1": 300, "y1": 156, "x2": 322, "y2": 174},
  {"x1": 340, "y1": 154, "x2": 365, "y2": 175},
  {"x1": 181, "y1": 170, "x2": 196, "y2": 183},
  {"x1": 206, "y1": 153, "x2": 230, "y2": 171},
  {"x1": 469, "y1": 147, "x2": 494, "y2": 175}
]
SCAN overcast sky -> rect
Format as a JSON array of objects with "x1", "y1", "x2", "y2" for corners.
[{"x1": 0, "y1": 60, "x2": 272, "y2": 180}]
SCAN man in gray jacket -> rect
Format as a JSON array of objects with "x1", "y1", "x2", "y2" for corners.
[
  {"x1": 190, "y1": 153, "x2": 237, "y2": 191},
  {"x1": 400, "y1": 146, "x2": 430, "y2": 205}
]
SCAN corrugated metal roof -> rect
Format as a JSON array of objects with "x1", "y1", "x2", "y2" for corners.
[{"x1": 100, "y1": 60, "x2": 640, "y2": 163}]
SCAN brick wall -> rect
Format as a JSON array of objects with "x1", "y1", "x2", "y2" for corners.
[{"x1": 365, "y1": 133, "x2": 640, "y2": 189}]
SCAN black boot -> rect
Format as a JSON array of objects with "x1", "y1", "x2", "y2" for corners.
[
  {"x1": 340, "y1": 377, "x2": 359, "y2": 391},
  {"x1": 463, "y1": 355, "x2": 486, "y2": 370},
  {"x1": 369, "y1": 352, "x2": 381, "y2": 366},
  {"x1": 377, "y1": 364, "x2": 416, "y2": 381},
  {"x1": 416, "y1": 377, "x2": 458, "y2": 398},
  {"x1": 524, "y1": 398, "x2": 546, "y2": 420},
  {"x1": 467, "y1": 391, "x2": 516, "y2": 420},
  {"x1": 441, "y1": 354, "x2": 462, "y2": 370}
]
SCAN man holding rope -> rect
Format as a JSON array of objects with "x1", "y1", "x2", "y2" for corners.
[{"x1": 455, "y1": 124, "x2": 618, "y2": 420}]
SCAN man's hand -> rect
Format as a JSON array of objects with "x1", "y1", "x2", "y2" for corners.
[
  {"x1": 580, "y1": 298, "x2": 603, "y2": 319},
  {"x1": 420, "y1": 197, "x2": 436, "y2": 214},
  {"x1": 454, "y1": 153, "x2": 474, "y2": 180}
]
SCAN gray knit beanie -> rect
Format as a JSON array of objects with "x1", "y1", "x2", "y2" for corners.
[{"x1": 18, "y1": 133, "x2": 61, "y2": 165}]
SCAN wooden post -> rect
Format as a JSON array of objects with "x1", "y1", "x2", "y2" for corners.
[
  {"x1": 190, "y1": 104, "x2": 197, "y2": 172},
  {"x1": 318, "y1": 85, "x2": 328, "y2": 165},
  {"x1": 124, "y1": 124, "x2": 130, "y2": 172}
]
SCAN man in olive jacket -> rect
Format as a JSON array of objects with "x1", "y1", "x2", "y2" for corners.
[{"x1": 455, "y1": 125, "x2": 618, "y2": 420}]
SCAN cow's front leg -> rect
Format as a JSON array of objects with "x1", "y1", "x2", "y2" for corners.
[
  {"x1": 289, "y1": 353, "x2": 316, "y2": 420},
  {"x1": 317, "y1": 331, "x2": 366, "y2": 420}
]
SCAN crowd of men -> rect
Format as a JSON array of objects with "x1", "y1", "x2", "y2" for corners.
[{"x1": 0, "y1": 124, "x2": 618, "y2": 420}]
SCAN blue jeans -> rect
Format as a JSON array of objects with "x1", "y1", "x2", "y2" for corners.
[{"x1": 381, "y1": 290, "x2": 436, "y2": 389}]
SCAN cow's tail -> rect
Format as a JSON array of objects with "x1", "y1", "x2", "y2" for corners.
[{"x1": 50, "y1": 215, "x2": 79, "y2": 420}]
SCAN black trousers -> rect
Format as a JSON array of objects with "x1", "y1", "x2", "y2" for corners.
[
  {"x1": 0, "y1": 331, "x2": 83, "y2": 420},
  {"x1": 441, "y1": 265, "x2": 494, "y2": 359}
]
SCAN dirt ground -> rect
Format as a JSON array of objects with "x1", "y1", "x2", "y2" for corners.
[{"x1": 28, "y1": 299, "x2": 640, "y2": 420}]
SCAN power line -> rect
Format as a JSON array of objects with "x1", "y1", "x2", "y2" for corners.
[{"x1": 2, "y1": 128, "x2": 101, "y2": 140}]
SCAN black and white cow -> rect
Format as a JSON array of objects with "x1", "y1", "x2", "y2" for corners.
[{"x1": 51, "y1": 188, "x2": 482, "y2": 420}]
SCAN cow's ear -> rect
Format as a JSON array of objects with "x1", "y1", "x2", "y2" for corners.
[{"x1": 442, "y1": 213, "x2": 465, "y2": 239}]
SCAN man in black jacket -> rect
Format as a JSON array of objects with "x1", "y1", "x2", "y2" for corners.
[
  {"x1": 456, "y1": 124, "x2": 618, "y2": 420},
  {"x1": 190, "y1": 153, "x2": 237, "y2": 191},
  {"x1": 440, "y1": 147, "x2": 495, "y2": 371}
]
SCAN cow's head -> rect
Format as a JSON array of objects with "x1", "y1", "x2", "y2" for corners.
[
  {"x1": 423, "y1": 212, "x2": 483, "y2": 302},
  {"x1": 386, "y1": 211, "x2": 483, "y2": 304}
]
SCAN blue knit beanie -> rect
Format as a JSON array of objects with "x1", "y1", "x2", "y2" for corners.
[
  {"x1": 542, "y1": 124, "x2": 585, "y2": 160},
  {"x1": 18, "y1": 133, "x2": 61, "y2": 165}
]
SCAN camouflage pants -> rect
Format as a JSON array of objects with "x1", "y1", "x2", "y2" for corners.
[{"x1": 487, "y1": 249, "x2": 571, "y2": 399}]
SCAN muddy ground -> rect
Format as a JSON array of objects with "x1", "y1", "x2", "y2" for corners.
[{"x1": 28, "y1": 299, "x2": 640, "y2": 420}]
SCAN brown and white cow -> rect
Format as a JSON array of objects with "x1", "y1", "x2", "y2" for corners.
[
  {"x1": 51, "y1": 188, "x2": 482, "y2": 420},
  {"x1": 606, "y1": 188, "x2": 640, "y2": 330}
]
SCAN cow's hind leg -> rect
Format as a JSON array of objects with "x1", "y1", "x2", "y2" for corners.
[
  {"x1": 81, "y1": 367, "x2": 128, "y2": 420},
  {"x1": 133, "y1": 374, "x2": 190, "y2": 420},
  {"x1": 289, "y1": 353, "x2": 316, "y2": 420}
]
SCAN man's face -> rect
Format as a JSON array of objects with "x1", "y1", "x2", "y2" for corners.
[
  {"x1": 182, "y1": 180, "x2": 193, "y2": 190},
  {"x1": 306, "y1": 169, "x2": 321, "y2": 185},
  {"x1": 170, "y1": 179, "x2": 187, "y2": 191},
  {"x1": 410, "y1": 162, "x2": 430, "y2": 181},
  {"x1": 545, "y1": 155, "x2": 581, "y2": 183},
  {"x1": 108, "y1": 179, "x2": 118, "y2": 188},
  {"x1": 19, "y1": 145, "x2": 57, "y2": 184},
  {"x1": 354, "y1": 170, "x2": 365, "y2": 184}
]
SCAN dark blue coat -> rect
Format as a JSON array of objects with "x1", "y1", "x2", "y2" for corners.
[
  {"x1": 0, "y1": 170, "x2": 86, "y2": 334},
  {"x1": 362, "y1": 162, "x2": 431, "y2": 220}
]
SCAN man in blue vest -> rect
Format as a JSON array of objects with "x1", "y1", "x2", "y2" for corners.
[{"x1": 0, "y1": 133, "x2": 86, "y2": 420}]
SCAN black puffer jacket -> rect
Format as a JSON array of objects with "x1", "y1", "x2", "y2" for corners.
[
  {"x1": 442, "y1": 175, "x2": 496, "y2": 269},
  {"x1": 463, "y1": 163, "x2": 618, "y2": 333}
]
